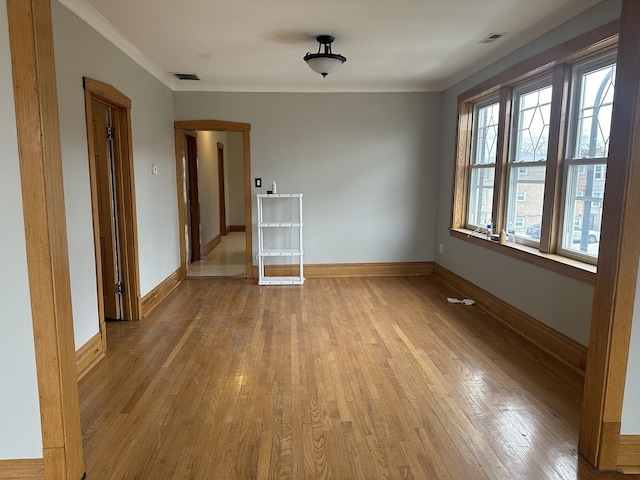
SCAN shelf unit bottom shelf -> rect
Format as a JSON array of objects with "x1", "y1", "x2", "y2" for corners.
[{"x1": 258, "y1": 276, "x2": 305, "y2": 286}]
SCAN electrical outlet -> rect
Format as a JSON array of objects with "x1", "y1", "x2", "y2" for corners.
[
  {"x1": 439, "y1": 243, "x2": 443, "y2": 254},
  {"x1": 255, "y1": 178, "x2": 262, "y2": 188}
]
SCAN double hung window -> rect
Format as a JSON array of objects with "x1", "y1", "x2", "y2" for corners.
[
  {"x1": 506, "y1": 80, "x2": 553, "y2": 245},
  {"x1": 467, "y1": 99, "x2": 499, "y2": 228},
  {"x1": 560, "y1": 54, "x2": 616, "y2": 261},
  {"x1": 452, "y1": 31, "x2": 618, "y2": 269}
]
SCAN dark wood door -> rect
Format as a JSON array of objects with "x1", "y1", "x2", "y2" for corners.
[
  {"x1": 92, "y1": 100, "x2": 121, "y2": 320},
  {"x1": 217, "y1": 142, "x2": 227, "y2": 236},
  {"x1": 186, "y1": 134, "x2": 201, "y2": 261}
]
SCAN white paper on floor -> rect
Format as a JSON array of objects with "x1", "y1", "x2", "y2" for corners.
[{"x1": 447, "y1": 297, "x2": 475, "y2": 305}]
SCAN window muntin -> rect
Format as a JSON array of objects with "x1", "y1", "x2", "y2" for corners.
[
  {"x1": 467, "y1": 99, "x2": 499, "y2": 228},
  {"x1": 506, "y1": 80, "x2": 552, "y2": 245},
  {"x1": 559, "y1": 55, "x2": 616, "y2": 262},
  {"x1": 512, "y1": 83, "x2": 553, "y2": 163}
]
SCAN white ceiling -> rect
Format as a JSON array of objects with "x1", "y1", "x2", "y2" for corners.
[{"x1": 59, "y1": 0, "x2": 602, "y2": 93}]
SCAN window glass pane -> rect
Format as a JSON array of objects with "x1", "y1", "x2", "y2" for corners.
[
  {"x1": 572, "y1": 63, "x2": 616, "y2": 159},
  {"x1": 506, "y1": 166, "x2": 546, "y2": 241},
  {"x1": 468, "y1": 167, "x2": 495, "y2": 227},
  {"x1": 513, "y1": 85, "x2": 553, "y2": 162},
  {"x1": 472, "y1": 102, "x2": 500, "y2": 165},
  {"x1": 561, "y1": 163, "x2": 604, "y2": 257}
]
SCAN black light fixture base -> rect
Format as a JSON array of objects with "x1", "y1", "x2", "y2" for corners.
[{"x1": 316, "y1": 35, "x2": 335, "y2": 45}]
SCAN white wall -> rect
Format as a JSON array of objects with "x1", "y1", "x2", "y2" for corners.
[
  {"x1": 52, "y1": 1, "x2": 180, "y2": 346},
  {"x1": 174, "y1": 92, "x2": 441, "y2": 265},
  {"x1": 434, "y1": 0, "x2": 622, "y2": 345},
  {"x1": 622, "y1": 261, "x2": 640, "y2": 434},
  {"x1": 0, "y1": 1, "x2": 43, "y2": 459},
  {"x1": 227, "y1": 132, "x2": 245, "y2": 226},
  {"x1": 196, "y1": 131, "x2": 226, "y2": 245}
]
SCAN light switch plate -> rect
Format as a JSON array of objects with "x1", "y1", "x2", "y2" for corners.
[{"x1": 255, "y1": 178, "x2": 262, "y2": 188}]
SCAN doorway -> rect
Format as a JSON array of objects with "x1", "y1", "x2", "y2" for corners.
[
  {"x1": 84, "y1": 77, "x2": 142, "y2": 334},
  {"x1": 91, "y1": 100, "x2": 123, "y2": 320},
  {"x1": 185, "y1": 132, "x2": 201, "y2": 262},
  {"x1": 184, "y1": 131, "x2": 247, "y2": 277},
  {"x1": 174, "y1": 121, "x2": 253, "y2": 279},
  {"x1": 218, "y1": 142, "x2": 227, "y2": 237}
]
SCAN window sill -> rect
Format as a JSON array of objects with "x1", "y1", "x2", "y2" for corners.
[{"x1": 449, "y1": 228, "x2": 597, "y2": 285}]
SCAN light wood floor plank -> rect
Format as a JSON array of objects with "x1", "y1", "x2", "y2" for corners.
[{"x1": 80, "y1": 276, "x2": 640, "y2": 479}]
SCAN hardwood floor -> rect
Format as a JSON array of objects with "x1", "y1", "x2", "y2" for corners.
[{"x1": 79, "y1": 276, "x2": 639, "y2": 479}]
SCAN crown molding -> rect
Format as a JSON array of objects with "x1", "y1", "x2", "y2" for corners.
[{"x1": 56, "y1": 0, "x2": 177, "y2": 91}]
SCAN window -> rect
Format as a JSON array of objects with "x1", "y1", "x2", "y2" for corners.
[
  {"x1": 452, "y1": 32, "x2": 617, "y2": 269},
  {"x1": 467, "y1": 99, "x2": 499, "y2": 228},
  {"x1": 560, "y1": 53, "x2": 615, "y2": 261},
  {"x1": 506, "y1": 80, "x2": 552, "y2": 245}
]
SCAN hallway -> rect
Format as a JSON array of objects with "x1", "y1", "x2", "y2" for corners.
[{"x1": 189, "y1": 232, "x2": 246, "y2": 277}]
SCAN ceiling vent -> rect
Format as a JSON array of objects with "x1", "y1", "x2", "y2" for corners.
[
  {"x1": 173, "y1": 73, "x2": 200, "y2": 81},
  {"x1": 479, "y1": 33, "x2": 506, "y2": 44}
]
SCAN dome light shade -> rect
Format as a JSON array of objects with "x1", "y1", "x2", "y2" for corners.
[{"x1": 303, "y1": 35, "x2": 346, "y2": 77}]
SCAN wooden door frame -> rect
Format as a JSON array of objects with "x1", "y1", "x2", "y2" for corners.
[
  {"x1": 84, "y1": 77, "x2": 141, "y2": 323},
  {"x1": 6, "y1": 0, "x2": 84, "y2": 477},
  {"x1": 174, "y1": 120, "x2": 253, "y2": 278},
  {"x1": 217, "y1": 141, "x2": 227, "y2": 236},
  {"x1": 185, "y1": 132, "x2": 201, "y2": 261},
  {"x1": 579, "y1": 0, "x2": 640, "y2": 469}
]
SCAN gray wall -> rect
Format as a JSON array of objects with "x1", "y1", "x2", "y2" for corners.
[
  {"x1": 174, "y1": 92, "x2": 442, "y2": 265},
  {"x1": 52, "y1": 2, "x2": 180, "y2": 347},
  {"x1": 434, "y1": 0, "x2": 622, "y2": 346},
  {"x1": 0, "y1": 1, "x2": 43, "y2": 459}
]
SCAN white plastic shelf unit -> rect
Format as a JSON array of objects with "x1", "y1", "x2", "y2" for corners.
[{"x1": 257, "y1": 193, "x2": 304, "y2": 285}]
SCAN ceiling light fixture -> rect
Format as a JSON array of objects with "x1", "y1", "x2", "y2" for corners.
[{"x1": 303, "y1": 35, "x2": 346, "y2": 77}]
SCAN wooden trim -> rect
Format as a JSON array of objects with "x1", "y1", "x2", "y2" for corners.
[
  {"x1": 84, "y1": 77, "x2": 141, "y2": 322},
  {"x1": 252, "y1": 262, "x2": 434, "y2": 279},
  {"x1": 174, "y1": 130, "x2": 188, "y2": 275},
  {"x1": 618, "y1": 436, "x2": 640, "y2": 473},
  {"x1": 580, "y1": 0, "x2": 640, "y2": 468},
  {"x1": 450, "y1": 229, "x2": 596, "y2": 285},
  {"x1": 140, "y1": 268, "x2": 186, "y2": 317},
  {"x1": 175, "y1": 120, "x2": 250, "y2": 132},
  {"x1": 539, "y1": 64, "x2": 571, "y2": 253},
  {"x1": 83, "y1": 88, "x2": 108, "y2": 351},
  {"x1": 433, "y1": 264, "x2": 588, "y2": 374},
  {"x1": 451, "y1": 101, "x2": 473, "y2": 229},
  {"x1": 229, "y1": 224, "x2": 246, "y2": 232},
  {"x1": 201, "y1": 234, "x2": 221, "y2": 257},
  {"x1": 242, "y1": 126, "x2": 253, "y2": 278},
  {"x1": 83, "y1": 77, "x2": 131, "y2": 108},
  {"x1": 174, "y1": 120, "x2": 254, "y2": 279},
  {"x1": 459, "y1": 21, "x2": 619, "y2": 102},
  {"x1": 492, "y1": 87, "x2": 512, "y2": 232},
  {"x1": 0, "y1": 459, "x2": 44, "y2": 479},
  {"x1": 76, "y1": 332, "x2": 105, "y2": 380},
  {"x1": 6, "y1": 0, "x2": 85, "y2": 478}
]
